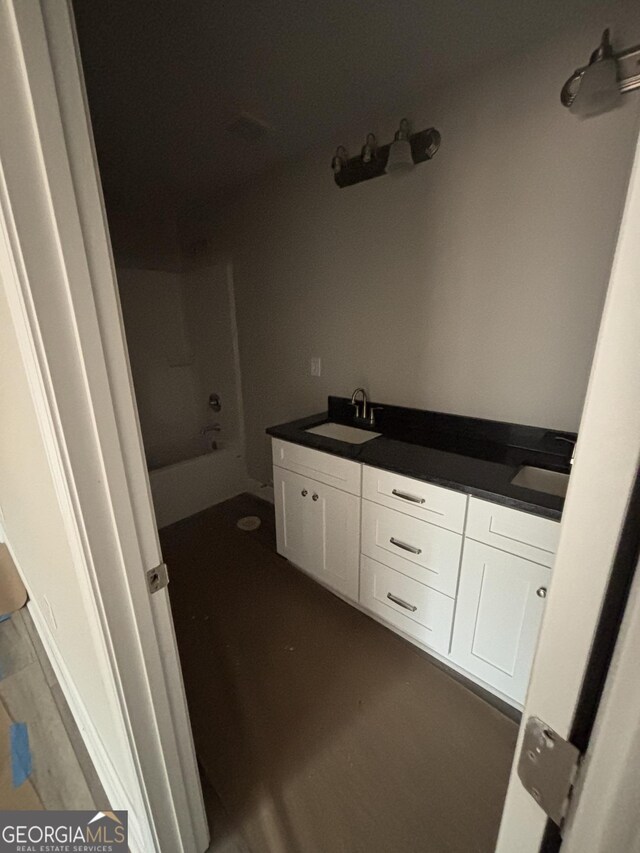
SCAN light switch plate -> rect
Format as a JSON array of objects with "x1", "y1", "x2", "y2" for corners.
[{"x1": 310, "y1": 357, "x2": 321, "y2": 377}]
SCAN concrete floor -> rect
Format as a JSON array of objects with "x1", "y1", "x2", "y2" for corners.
[
  {"x1": 0, "y1": 495, "x2": 518, "y2": 851},
  {"x1": 162, "y1": 493, "x2": 519, "y2": 853}
]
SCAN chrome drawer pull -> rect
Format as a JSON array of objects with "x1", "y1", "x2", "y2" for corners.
[
  {"x1": 386, "y1": 592, "x2": 417, "y2": 612},
  {"x1": 390, "y1": 537, "x2": 422, "y2": 555},
  {"x1": 392, "y1": 488, "x2": 425, "y2": 504}
]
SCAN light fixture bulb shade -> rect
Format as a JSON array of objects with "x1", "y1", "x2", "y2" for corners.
[
  {"x1": 570, "y1": 57, "x2": 621, "y2": 117},
  {"x1": 385, "y1": 138, "x2": 413, "y2": 173}
]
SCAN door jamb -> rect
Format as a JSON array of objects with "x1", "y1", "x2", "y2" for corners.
[{"x1": 0, "y1": 2, "x2": 208, "y2": 850}]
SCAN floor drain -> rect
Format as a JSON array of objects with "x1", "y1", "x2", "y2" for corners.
[{"x1": 237, "y1": 516, "x2": 261, "y2": 531}]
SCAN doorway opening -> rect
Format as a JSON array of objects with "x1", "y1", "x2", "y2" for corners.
[{"x1": 69, "y1": 1, "x2": 640, "y2": 850}]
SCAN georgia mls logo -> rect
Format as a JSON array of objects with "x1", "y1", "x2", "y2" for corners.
[
  {"x1": 0, "y1": 810, "x2": 128, "y2": 852},
  {"x1": 86, "y1": 811, "x2": 126, "y2": 842}
]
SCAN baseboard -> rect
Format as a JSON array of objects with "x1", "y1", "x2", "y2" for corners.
[
  {"x1": 27, "y1": 601, "x2": 153, "y2": 852},
  {"x1": 246, "y1": 478, "x2": 274, "y2": 504}
]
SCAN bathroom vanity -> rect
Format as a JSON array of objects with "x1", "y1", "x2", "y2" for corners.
[{"x1": 267, "y1": 397, "x2": 574, "y2": 708}]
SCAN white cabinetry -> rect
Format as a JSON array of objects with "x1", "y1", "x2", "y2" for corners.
[
  {"x1": 450, "y1": 539, "x2": 551, "y2": 704},
  {"x1": 464, "y1": 497, "x2": 559, "y2": 567},
  {"x1": 272, "y1": 438, "x2": 361, "y2": 495},
  {"x1": 359, "y1": 465, "x2": 466, "y2": 654},
  {"x1": 273, "y1": 445, "x2": 361, "y2": 602},
  {"x1": 360, "y1": 555, "x2": 455, "y2": 655},
  {"x1": 273, "y1": 440, "x2": 560, "y2": 707},
  {"x1": 361, "y1": 499, "x2": 463, "y2": 598},
  {"x1": 362, "y1": 465, "x2": 467, "y2": 532}
]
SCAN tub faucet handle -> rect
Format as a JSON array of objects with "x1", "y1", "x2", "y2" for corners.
[{"x1": 201, "y1": 423, "x2": 221, "y2": 435}]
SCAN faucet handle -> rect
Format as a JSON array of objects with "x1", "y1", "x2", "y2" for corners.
[
  {"x1": 554, "y1": 435, "x2": 576, "y2": 465},
  {"x1": 201, "y1": 423, "x2": 221, "y2": 435},
  {"x1": 368, "y1": 406, "x2": 383, "y2": 426}
]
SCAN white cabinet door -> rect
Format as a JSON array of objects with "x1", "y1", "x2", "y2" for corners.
[
  {"x1": 450, "y1": 539, "x2": 551, "y2": 704},
  {"x1": 274, "y1": 466, "x2": 360, "y2": 602},
  {"x1": 274, "y1": 466, "x2": 320, "y2": 576},
  {"x1": 312, "y1": 479, "x2": 361, "y2": 602}
]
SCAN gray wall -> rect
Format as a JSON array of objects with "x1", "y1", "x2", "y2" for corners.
[{"x1": 196, "y1": 7, "x2": 640, "y2": 484}]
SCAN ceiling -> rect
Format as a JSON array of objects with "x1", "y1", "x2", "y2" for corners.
[{"x1": 73, "y1": 0, "x2": 609, "y2": 219}]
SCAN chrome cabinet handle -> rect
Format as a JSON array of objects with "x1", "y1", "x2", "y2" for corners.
[
  {"x1": 390, "y1": 537, "x2": 422, "y2": 555},
  {"x1": 301, "y1": 489, "x2": 308, "y2": 497},
  {"x1": 312, "y1": 493, "x2": 319, "y2": 501},
  {"x1": 536, "y1": 587, "x2": 548, "y2": 598},
  {"x1": 386, "y1": 592, "x2": 417, "y2": 612},
  {"x1": 392, "y1": 489, "x2": 425, "y2": 505}
]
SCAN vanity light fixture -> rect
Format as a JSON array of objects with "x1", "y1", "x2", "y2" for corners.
[
  {"x1": 331, "y1": 146, "x2": 349, "y2": 174},
  {"x1": 561, "y1": 28, "x2": 640, "y2": 117},
  {"x1": 361, "y1": 133, "x2": 377, "y2": 163},
  {"x1": 385, "y1": 118, "x2": 413, "y2": 173},
  {"x1": 332, "y1": 120, "x2": 441, "y2": 188}
]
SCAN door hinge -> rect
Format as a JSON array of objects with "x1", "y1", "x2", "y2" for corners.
[
  {"x1": 146, "y1": 562, "x2": 169, "y2": 594},
  {"x1": 517, "y1": 716, "x2": 582, "y2": 829}
]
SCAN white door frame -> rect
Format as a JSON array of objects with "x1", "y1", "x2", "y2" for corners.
[
  {"x1": 0, "y1": 2, "x2": 208, "y2": 851},
  {"x1": 561, "y1": 552, "x2": 640, "y2": 852},
  {"x1": 3, "y1": 0, "x2": 639, "y2": 850},
  {"x1": 497, "y1": 122, "x2": 640, "y2": 849}
]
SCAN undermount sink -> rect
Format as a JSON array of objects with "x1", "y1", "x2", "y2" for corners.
[
  {"x1": 305, "y1": 422, "x2": 381, "y2": 445},
  {"x1": 511, "y1": 466, "x2": 570, "y2": 498}
]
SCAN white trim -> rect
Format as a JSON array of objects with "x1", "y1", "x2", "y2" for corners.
[
  {"x1": 561, "y1": 555, "x2": 640, "y2": 851},
  {"x1": 496, "y1": 116, "x2": 640, "y2": 850},
  {"x1": 0, "y1": 2, "x2": 207, "y2": 850},
  {"x1": 27, "y1": 600, "x2": 147, "y2": 853}
]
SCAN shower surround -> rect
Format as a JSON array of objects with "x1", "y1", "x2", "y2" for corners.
[{"x1": 118, "y1": 262, "x2": 249, "y2": 526}]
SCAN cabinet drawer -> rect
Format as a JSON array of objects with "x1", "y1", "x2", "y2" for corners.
[
  {"x1": 360, "y1": 555, "x2": 455, "y2": 655},
  {"x1": 362, "y1": 465, "x2": 467, "y2": 532},
  {"x1": 466, "y1": 497, "x2": 559, "y2": 567},
  {"x1": 272, "y1": 438, "x2": 361, "y2": 495},
  {"x1": 361, "y1": 500, "x2": 462, "y2": 597}
]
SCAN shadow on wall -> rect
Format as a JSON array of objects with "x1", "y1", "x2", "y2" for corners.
[{"x1": 181, "y1": 4, "x2": 640, "y2": 486}]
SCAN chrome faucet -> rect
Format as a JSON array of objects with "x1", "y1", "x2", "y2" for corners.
[{"x1": 350, "y1": 387, "x2": 369, "y2": 421}]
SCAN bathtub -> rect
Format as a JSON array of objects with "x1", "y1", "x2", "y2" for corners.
[{"x1": 148, "y1": 444, "x2": 248, "y2": 528}]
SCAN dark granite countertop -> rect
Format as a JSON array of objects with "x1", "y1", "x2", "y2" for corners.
[{"x1": 266, "y1": 397, "x2": 577, "y2": 521}]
